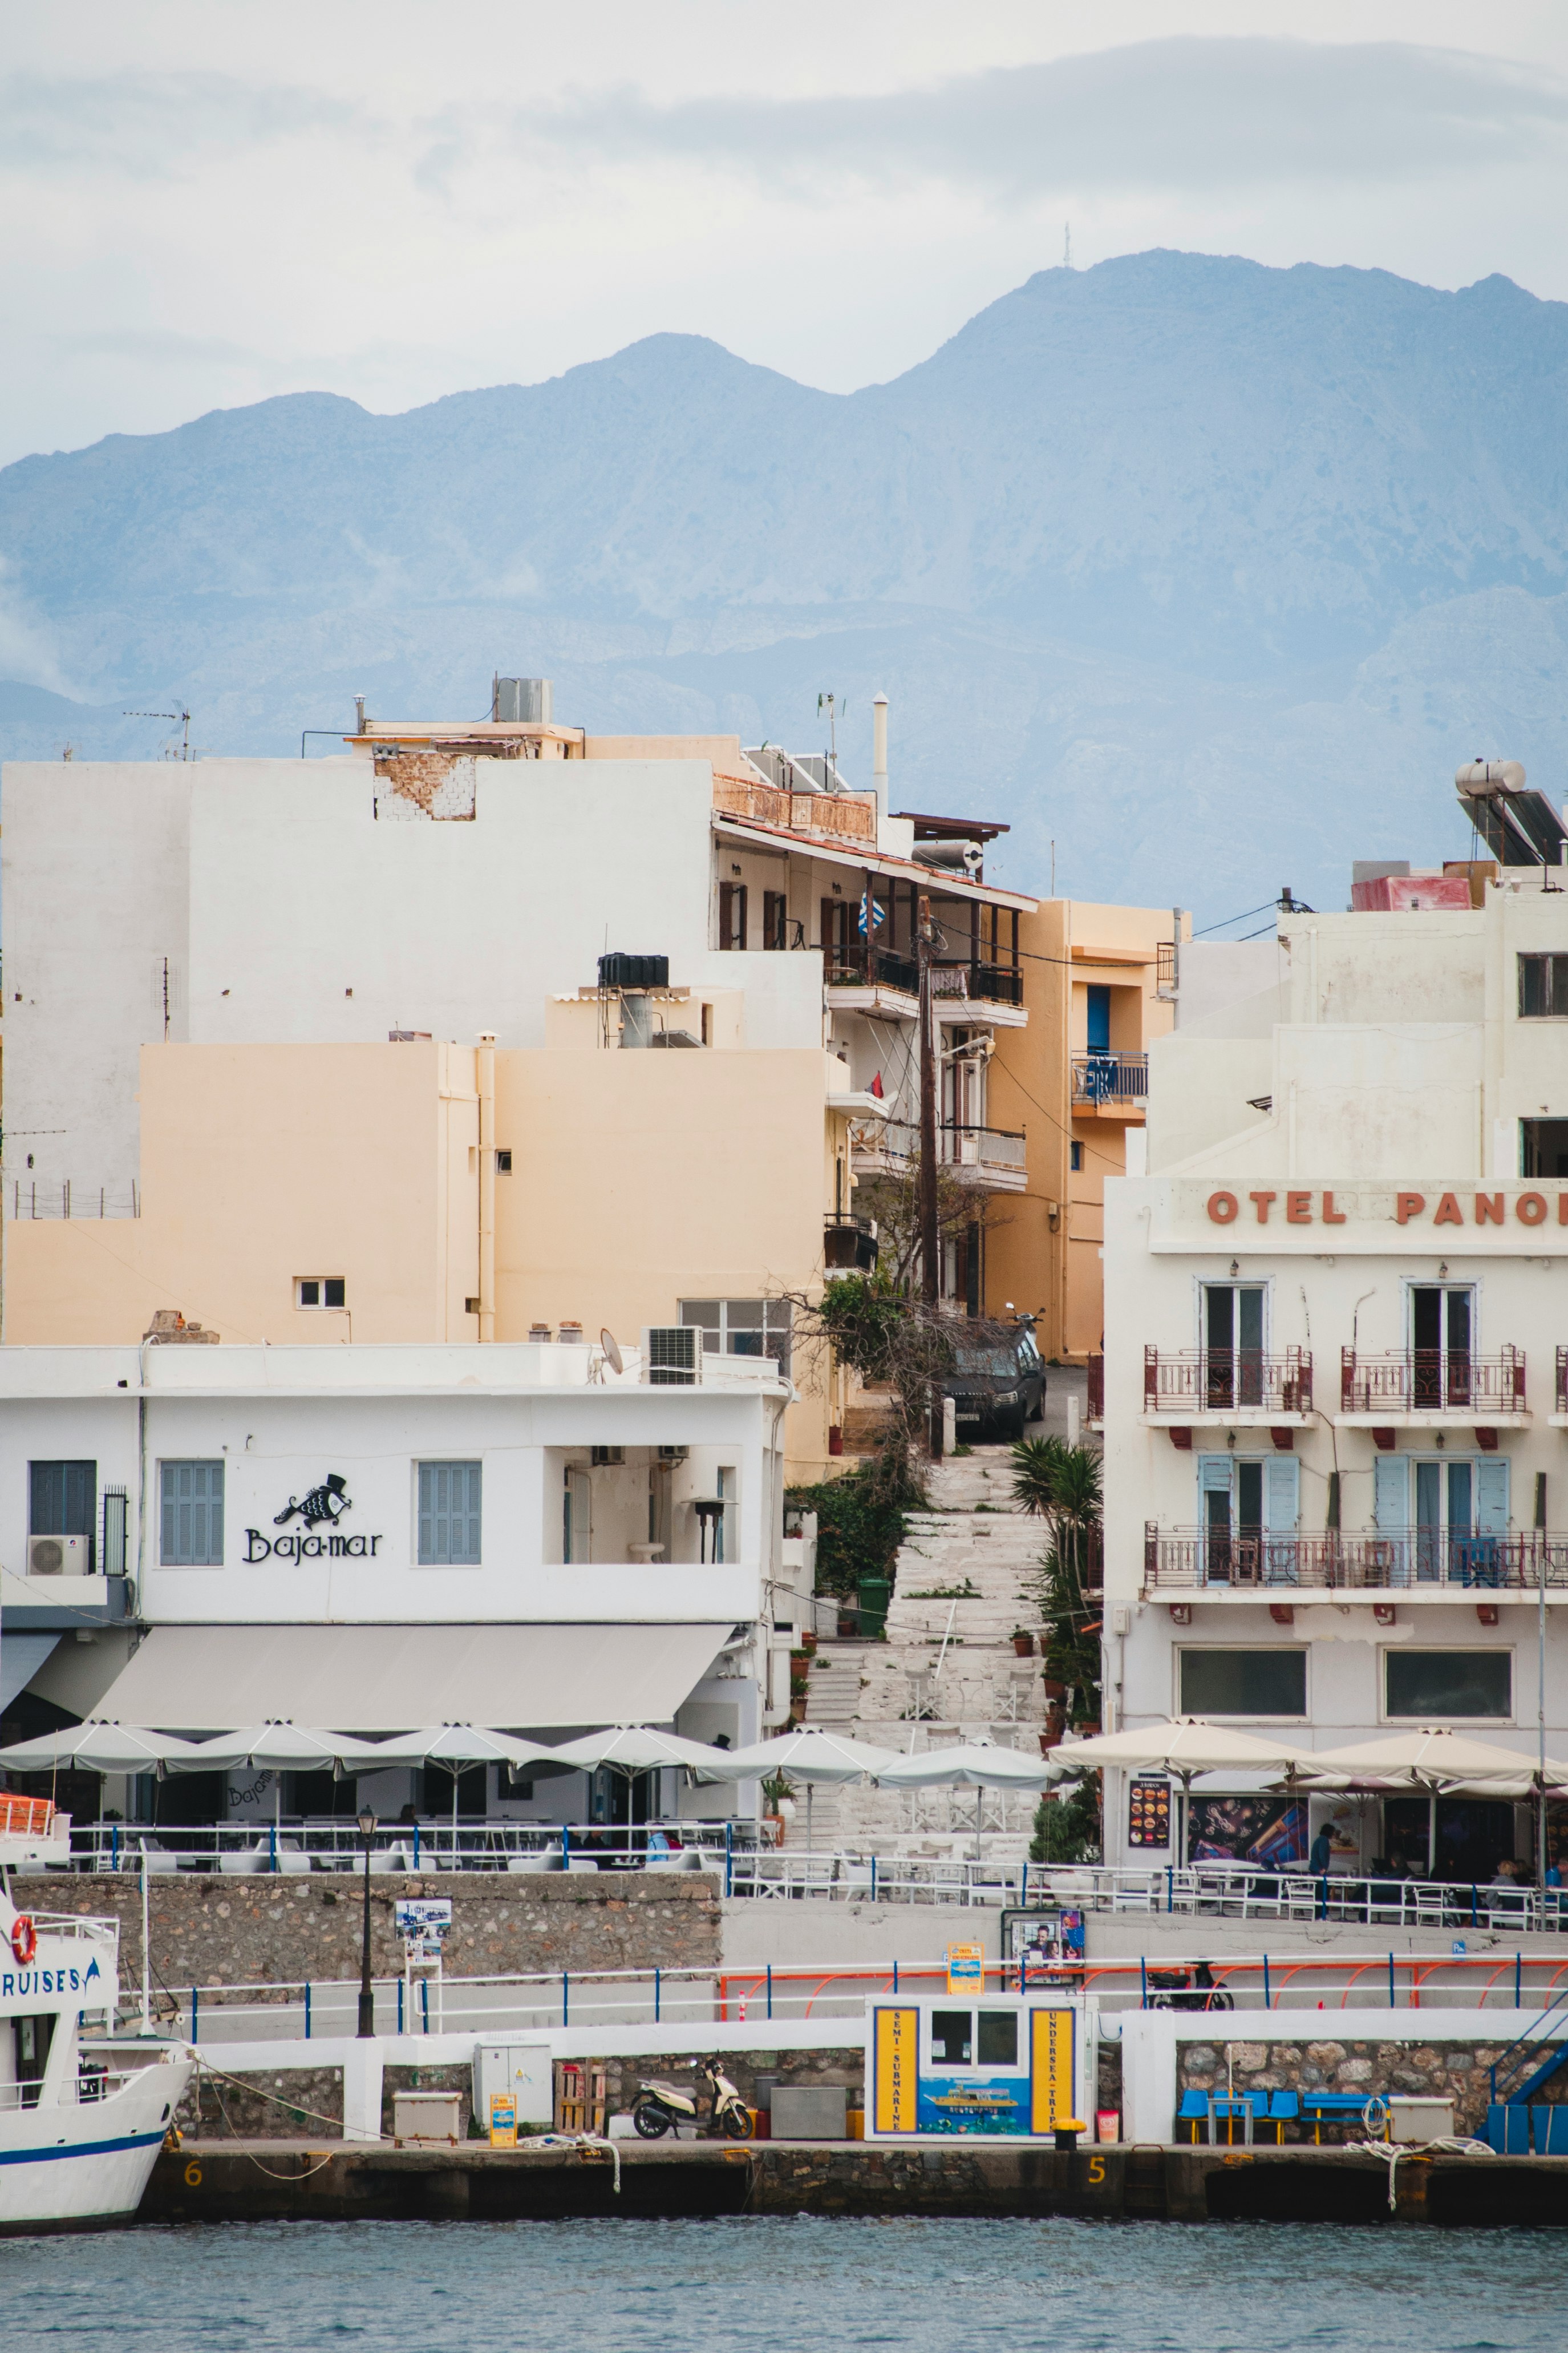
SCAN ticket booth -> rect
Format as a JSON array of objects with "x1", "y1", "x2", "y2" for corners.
[{"x1": 866, "y1": 1993, "x2": 1087, "y2": 2140}]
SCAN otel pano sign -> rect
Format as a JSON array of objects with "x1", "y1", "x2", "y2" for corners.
[
  {"x1": 244, "y1": 1474, "x2": 384, "y2": 1563},
  {"x1": 1205, "y1": 1188, "x2": 1568, "y2": 1230}
]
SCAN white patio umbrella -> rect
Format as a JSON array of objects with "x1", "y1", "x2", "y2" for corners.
[
  {"x1": 353, "y1": 1725, "x2": 558, "y2": 1859},
  {"x1": 694, "y1": 1729, "x2": 902, "y2": 1850},
  {"x1": 0, "y1": 1722, "x2": 211, "y2": 1776},
  {"x1": 1046, "y1": 1718, "x2": 1310, "y2": 1863},
  {"x1": 172, "y1": 1725, "x2": 391, "y2": 1831},
  {"x1": 876, "y1": 1740, "x2": 1062, "y2": 1859},
  {"x1": 1298, "y1": 1727, "x2": 1568, "y2": 1876},
  {"x1": 548, "y1": 1725, "x2": 731, "y2": 1774}
]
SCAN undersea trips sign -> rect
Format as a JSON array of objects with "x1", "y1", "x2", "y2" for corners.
[{"x1": 245, "y1": 1473, "x2": 384, "y2": 1563}]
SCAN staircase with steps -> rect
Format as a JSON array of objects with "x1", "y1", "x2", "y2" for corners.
[{"x1": 791, "y1": 1442, "x2": 1056, "y2": 1853}]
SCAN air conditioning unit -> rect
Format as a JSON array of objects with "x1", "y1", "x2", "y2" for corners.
[
  {"x1": 644, "y1": 1327, "x2": 700, "y2": 1386},
  {"x1": 29, "y1": 1534, "x2": 88, "y2": 1576},
  {"x1": 656, "y1": 1445, "x2": 690, "y2": 1463},
  {"x1": 590, "y1": 1446, "x2": 625, "y2": 1467}
]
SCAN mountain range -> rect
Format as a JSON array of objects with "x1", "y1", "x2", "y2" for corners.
[{"x1": 3, "y1": 248, "x2": 1567, "y2": 919}]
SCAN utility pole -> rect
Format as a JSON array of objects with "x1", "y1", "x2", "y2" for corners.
[{"x1": 917, "y1": 892, "x2": 942, "y2": 1457}]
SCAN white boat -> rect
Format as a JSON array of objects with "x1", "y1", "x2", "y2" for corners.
[{"x1": 0, "y1": 1797, "x2": 193, "y2": 2234}]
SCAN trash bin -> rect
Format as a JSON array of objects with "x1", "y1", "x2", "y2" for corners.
[{"x1": 856, "y1": 1578, "x2": 891, "y2": 1638}]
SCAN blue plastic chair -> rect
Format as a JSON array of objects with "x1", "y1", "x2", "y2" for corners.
[
  {"x1": 1176, "y1": 2089, "x2": 1208, "y2": 2144},
  {"x1": 1486, "y1": 2103, "x2": 1530, "y2": 2153},
  {"x1": 1266, "y1": 2090, "x2": 1300, "y2": 2144},
  {"x1": 1533, "y1": 2106, "x2": 1568, "y2": 2154}
]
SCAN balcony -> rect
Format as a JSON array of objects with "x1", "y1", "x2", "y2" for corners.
[
  {"x1": 936, "y1": 960, "x2": 1024, "y2": 1010},
  {"x1": 1144, "y1": 1525, "x2": 1568, "y2": 1596},
  {"x1": 1142, "y1": 1346, "x2": 1313, "y2": 1420},
  {"x1": 824, "y1": 944, "x2": 919, "y2": 1004},
  {"x1": 1071, "y1": 1051, "x2": 1148, "y2": 1113},
  {"x1": 850, "y1": 1121, "x2": 1028, "y2": 1192},
  {"x1": 1339, "y1": 1347, "x2": 1527, "y2": 1421},
  {"x1": 823, "y1": 1215, "x2": 878, "y2": 1272},
  {"x1": 712, "y1": 773, "x2": 877, "y2": 846}
]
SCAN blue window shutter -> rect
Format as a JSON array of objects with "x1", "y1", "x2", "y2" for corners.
[
  {"x1": 459, "y1": 1463, "x2": 481, "y2": 1563},
  {"x1": 418, "y1": 1462, "x2": 439, "y2": 1563},
  {"x1": 1475, "y1": 1458, "x2": 1510, "y2": 1536},
  {"x1": 1197, "y1": 1455, "x2": 1232, "y2": 1493},
  {"x1": 419, "y1": 1462, "x2": 480, "y2": 1563},
  {"x1": 1374, "y1": 1456, "x2": 1408, "y2": 1531},
  {"x1": 1086, "y1": 985, "x2": 1111, "y2": 1052},
  {"x1": 1265, "y1": 1456, "x2": 1299, "y2": 1532}
]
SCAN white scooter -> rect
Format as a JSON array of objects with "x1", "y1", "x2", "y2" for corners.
[{"x1": 631, "y1": 2056, "x2": 754, "y2": 2140}]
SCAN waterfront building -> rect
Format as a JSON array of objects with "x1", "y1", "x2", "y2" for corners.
[
  {"x1": 1100, "y1": 854, "x2": 1568, "y2": 1878},
  {"x1": 0, "y1": 1339, "x2": 791, "y2": 1832}
]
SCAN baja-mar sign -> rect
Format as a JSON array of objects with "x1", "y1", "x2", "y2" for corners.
[
  {"x1": 244, "y1": 1473, "x2": 384, "y2": 1563},
  {"x1": 1205, "y1": 1187, "x2": 1568, "y2": 1230}
]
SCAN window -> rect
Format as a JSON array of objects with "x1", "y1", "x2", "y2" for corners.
[
  {"x1": 1518, "y1": 953, "x2": 1568, "y2": 1018},
  {"x1": 1521, "y1": 1118, "x2": 1568, "y2": 1178},
  {"x1": 1179, "y1": 1648, "x2": 1306, "y2": 1716},
  {"x1": 297, "y1": 1277, "x2": 346, "y2": 1309},
  {"x1": 1409, "y1": 1284, "x2": 1473, "y2": 1406},
  {"x1": 719, "y1": 881, "x2": 748, "y2": 951},
  {"x1": 1069, "y1": 1141, "x2": 1083, "y2": 1171},
  {"x1": 1196, "y1": 1454, "x2": 1298, "y2": 1582},
  {"x1": 418, "y1": 1461, "x2": 482, "y2": 1564},
  {"x1": 160, "y1": 1461, "x2": 224, "y2": 1566},
  {"x1": 762, "y1": 890, "x2": 788, "y2": 951},
  {"x1": 590, "y1": 1446, "x2": 625, "y2": 1467},
  {"x1": 929, "y1": 2010, "x2": 1018, "y2": 2069},
  {"x1": 495, "y1": 1150, "x2": 512, "y2": 1174},
  {"x1": 30, "y1": 1461, "x2": 96, "y2": 1570},
  {"x1": 1085, "y1": 984, "x2": 1111, "y2": 1052},
  {"x1": 680, "y1": 1297, "x2": 792, "y2": 1375},
  {"x1": 1201, "y1": 1283, "x2": 1266, "y2": 1407},
  {"x1": 1386, "y1": 1648, "x2": 1511, "y2": 1720}
]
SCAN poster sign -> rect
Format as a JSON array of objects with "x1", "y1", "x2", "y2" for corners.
[
  {"x1": 946, "y1": 1942, "x2": 986, "y2": 1995},
  {"x1": 1003, "y1": 1909, "x2": 1084, "y2": 1986},
  {"x1": 1128, "y1": 1776, "x2": 1172, "y2": 1849},
  {"x1": 1029, "y1": 2005, "x2": 1075, "y2": 2134},
  {"x1": 394, "y1": 1898, "x2": 453, "y2": 1957},
  {"x1": 873, "y1": 2006, "x2": 918, "y2": 2134},
  {"x1": 1187, "y1": 1795, "x2": 1306, "y2": 1867}
]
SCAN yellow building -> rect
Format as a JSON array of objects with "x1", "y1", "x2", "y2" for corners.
[{"x1": 987, "y1": 900, "x2": 1184, "y2": 1363}]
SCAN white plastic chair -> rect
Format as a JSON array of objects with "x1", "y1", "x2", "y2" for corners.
[
  {"x1": 219, "y1": 1843, "x2": 270, "y2": 1875},
  {"x1": 506, "y1": 1850, "x2": 562, "y2": 1874}
]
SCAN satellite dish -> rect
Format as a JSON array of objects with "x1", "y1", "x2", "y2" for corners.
[{"x1": 599, "y1": 1329, "x2": 624, "y2": 1376}]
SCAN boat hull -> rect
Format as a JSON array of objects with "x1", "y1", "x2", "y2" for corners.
[{"x1": 0, "y1": 2056, "x2": 193, "y2": 2234}]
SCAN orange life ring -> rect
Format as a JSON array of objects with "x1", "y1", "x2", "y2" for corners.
[{"x1": 11, "y1": 1915, "x2": 37, "y2": 1966}]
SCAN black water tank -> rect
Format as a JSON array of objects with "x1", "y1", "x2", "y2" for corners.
[{"x1": 598, "y1": 953, "x2": 669, "y2": 990}]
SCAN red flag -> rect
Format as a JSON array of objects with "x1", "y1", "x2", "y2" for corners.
[{"x1": 869, "y1": 1071, "x2": 885, "y2": 1099}]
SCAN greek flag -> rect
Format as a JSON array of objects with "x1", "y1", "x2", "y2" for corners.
[{"x1": 858, "y1": 890, "x2": 886, "y2": 937}]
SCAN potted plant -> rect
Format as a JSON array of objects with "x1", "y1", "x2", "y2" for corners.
[
  {"x1": 1011, "y1": 1627, "x2": 1035, "y2": 1657},
  {"x1": 761, "y1": 1772, "x2": 796, "y2": 1838}
]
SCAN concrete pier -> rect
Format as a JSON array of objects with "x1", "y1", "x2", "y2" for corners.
[{"x1": 143, "y1": 2138, "x2": 1568, "y2": 2227}]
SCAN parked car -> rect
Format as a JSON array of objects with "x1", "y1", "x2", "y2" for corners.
[{"x1": 943, "y1": 1320, "x2": 1046, "y2": 1441}]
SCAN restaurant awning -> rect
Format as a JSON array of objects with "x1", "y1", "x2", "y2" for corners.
[{"x1": 84, "y1": 1623, "x2": 735, "y2": 1735}]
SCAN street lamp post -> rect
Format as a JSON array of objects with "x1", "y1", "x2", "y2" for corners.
[{"x1": 356, "y1": 1806, "x2": 377, "y2": 2039}]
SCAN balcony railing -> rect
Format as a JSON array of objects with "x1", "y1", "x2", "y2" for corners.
[
  {"x1": 1340, "y1": 1346, "x2": 1526, "y2": 1415},
  {"x1": 933, "y1": 960, "x2": 1024, "y2": 1008},
  {"x1": 824, "y1": 945, "x2": 919, "y2": 996},
  {"x1": 1144, "y1": 1346, "x2": 1312, "y2": 1416},
  {"x1": 1144, "y1": 1525, "x2": 1568, "y2": 1592},
  {"x1": 1087, "y1": 1356, "x2": 1104, "y2": 1420},
  {"x1": 865, "y1": 1121, "x2": 1027, "y2": 1176},
  {"x1": 824, "y1": 1215, "x2": 878, "y2": 1272},
  {"x1": 1557, "y1": 1345, "x2": 1568, "y2": 1413},
  {"x1": 1071, "y1": 1051, "x2": 1149, "y2": 1106},
  {"x1": 712, "y1": 773, "x2": 877, "y2": 845}
]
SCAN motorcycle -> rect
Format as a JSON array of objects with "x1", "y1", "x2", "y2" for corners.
[
  {"x1": 631, "y1": 2056, "x2": 755, "y2": 2140},
  {"x1": 1145, "y1": 1960, "x2": 1234, "y2": 2013}
]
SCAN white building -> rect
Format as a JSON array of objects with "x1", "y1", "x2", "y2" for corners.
[
  {"x1": 0, "y1": 1339, "x2": 793, "y2": 1828},
  {"x1": 1100, "y1": 871, "x2": 1568, "y2": 1879}
]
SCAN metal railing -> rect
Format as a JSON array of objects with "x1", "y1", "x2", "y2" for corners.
[
  {"x1": 9, "y1": 1180, "x2": 140, "y2": 1220},
  {"x1": 1087, "y1": 1356, "x2": 1104, "y2": 1421},
  {"x1": 1144, "y1": 1345, "x2": 1312, "y2": 1415},
  {"x1": 1557, "y1": 1344, "x2": 1568, "y2": 1414},
  {"x1": 1029, "y1": 1862, "x2": 1568, "y2": 1943},
  {"x1": 824, "y1": 945, "x2": 919, "y2": 996},
  {"x1": 933, "y1": 960, "x2": 1023, "y2": 1008},
  {"x1": 1341, "y1": 1344, "x2": 1526, "y2": 1414},
  {"x1": 1071, "y1": 1051, "x2": 1148, "y2": 1106},
  {"x1": 67, "y1": 1818, "x2": 753, "y2": 1877},
  {"x1": 864, "y1": 1121, "x2": 1027, "y2": 1177},
  {"x1": 1143, "y1": 1523, "x2": 1568, "y2": 1591}
]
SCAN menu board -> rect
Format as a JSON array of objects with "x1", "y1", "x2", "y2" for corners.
[{"x1": 1128, "y1": 1776, "x2": 1172, "y2": 1849}]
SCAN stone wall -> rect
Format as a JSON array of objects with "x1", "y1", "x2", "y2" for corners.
[
  {"x1": 46, "y1": 1870, "x2": 719, "y2": 2018},
  {"x1": 1175, "y1": 2035, "x2": 1561, "y2": 2138}
]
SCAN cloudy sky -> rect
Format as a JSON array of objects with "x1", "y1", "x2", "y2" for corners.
[{"x1": 3, "y1": 0, "x2": 1567, "y2": 466}]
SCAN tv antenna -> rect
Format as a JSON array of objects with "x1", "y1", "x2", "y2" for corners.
[
  {"x1": 816, "y1": 692, "x2": 843, "y2": 785},
  {"x1": 124, "y1": 707, "x2": 192, "y2": 761}
]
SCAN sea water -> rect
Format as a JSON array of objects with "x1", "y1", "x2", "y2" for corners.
[{"x1": 3, "y1": 2215, "x2": 1561, "y2": 2351}]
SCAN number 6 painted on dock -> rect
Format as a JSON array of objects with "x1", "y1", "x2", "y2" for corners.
[{"x1": 184, "y1": 2161, "x2": 203, "y2": 2187}]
